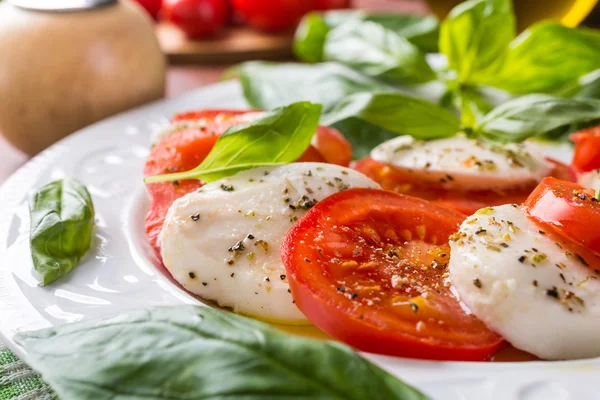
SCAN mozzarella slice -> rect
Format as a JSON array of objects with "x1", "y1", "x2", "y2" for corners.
[
  {"x1": 152, "y1": 111, "x2": 265, "y2": 145},
  {"x1": 449, "y1": 205, "x2": 600, "y2": 360},
  {"x1": 160, "y1": 163, "x2": 380, "y2": 324},
  {"x1": 370, "y1": 135, "x2": 553, "y2": 191},
  {"x1": 579, "y1": 169, "x2": 600, "y2": 191}
]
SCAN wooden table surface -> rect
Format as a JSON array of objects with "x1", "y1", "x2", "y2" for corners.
[{"x1": 0, "y1": 0, "x2": 426, "y2": 185}]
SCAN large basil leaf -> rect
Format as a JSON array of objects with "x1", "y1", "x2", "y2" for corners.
[
  {"x1": 145, "y1": 102, "x2": 322, "y2": 183},
  {"x1": 476, "y1": 94, "x2": 600, "y2": 142},
  {"x1": 492, "y1": 23, "x2": 600, "y2": 94},
  {"x1": 440, "y1": 0, "x2": 515, "y2": 84},
  {"x1": 323, "y1": 20, "x2": 436, "y2": 84},
  {"x1": 239, "y1": 61, "x2": 397, "y2": 112},
  {"x1": 29, "y1": 178, "x2": 95, "y2": 286},
  {"x1": 16, "y1": 306, "x2": 428, "y2": 400},
  {"x1": 294, "y1": 11, "x2": 440, "y2": 64},
  {"x1": 557, "y1": 68, "x2": 600, "y2": 100},
  {"x1": 323, "y1": 92, "x2": 460, "y2": 158}
]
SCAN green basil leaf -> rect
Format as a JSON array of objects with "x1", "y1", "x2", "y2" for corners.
[
  {"x1": 331, "y1": 118, "x2": 400, "y2": 159},
  {"x1": 16, "y1": 306, "x2": 429, "y2": 400},
  {"x1": 323, "y1": 20, "x2": 436, "y2": 84},
  {"x1": 145, "y1": 102, "x2": 322, "y2": 183},
  {"x1": 492, "y1": 22, "x2": 600, "y2": 94},
  {"x1": 476, "y1": 94, "x2": 600, "y2": 143},
  {"x1": 557, "y1": 68, "x2": 600, "y2": 100},
  {"x1": 239, "y1": 61, "x2": 396, "y2": 112},
  {"x1": 294, "y1": 12, "x2": 330, "y2": 63},
  {"x1": 323, "y1": 92, "x2": 460, "y2": 157},
  {"x1": 29, "y1": 178, "x2": 95, "y2": 286},
  {"x1": 440, "y1": 0, "x2": 515, "y2": 84},
  {"x1": 366, "y1": 14, "x2": 440, "y2": 53}
]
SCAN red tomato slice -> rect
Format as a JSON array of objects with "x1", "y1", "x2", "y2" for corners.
[
  {"x1": 282, "y1": 188, "x2": 504, "y2": 361},
  {"x1": 570, "y1": 126, "x2": 600, "y2": 175},
  {"x1": 522, "y1": 177, "x2": 600, "y2": 260},
  {"x1": 353, "y1": 157, "x2": 574, "y2": 215}
]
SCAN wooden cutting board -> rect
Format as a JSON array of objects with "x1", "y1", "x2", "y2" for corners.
[{"x1": 156, "y1": 22, "x2": 295, "y2": 64}]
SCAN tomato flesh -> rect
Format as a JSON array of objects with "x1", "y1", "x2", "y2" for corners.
[
  {"x1": 523, "y1": 177, "x2": 600, "y2": 261},
  {"x1": 282, "y1": 188, "x2": 503, "y2": 361},
  {"x1": 231, "y1": 0, "x2": 315, "y2": 32},
  {"x1": 353, "y1": 157, "x2": 574, "y2": 215},
  {"x1": 570, "y1": 126, "x2": 600, "y2": 175},
  {"x1": 163, "y1": 0, "x2": 229, "y2": 39}
]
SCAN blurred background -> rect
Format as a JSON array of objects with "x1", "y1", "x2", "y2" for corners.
[{"x1": 1, "y1": 0, "x2": 600, "y2": 181}]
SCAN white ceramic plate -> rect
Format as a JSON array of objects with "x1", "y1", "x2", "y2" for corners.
[{"x1": 0, "y1": 80, "x2": 598, "y2": 400}]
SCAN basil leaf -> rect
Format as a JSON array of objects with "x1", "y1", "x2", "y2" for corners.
[
  {"x1": 294, "y1": 12, "x2": 330, "y2": 63},
  {"x1": 476, "y1": 94, "x2": 600, "y2": 143},
  {"x1": 323, "y1": 20, "x2": 436, "y2": 84},
  {"x1": 492, "y1": 22, "x2": 600, "y2": 94},
  {"x1": 145, "y1": 102, "x2": 322, "y2": 183},
  {"x1": 239, "y1": 61, "x2": 395, "y2": 112},
  {"x1": 331, "y1": 118, "x2": 400, "y2": 159},
  {"x1": 366, "y1": 14, "x2": 439, "y2": 53},
  {"x1": 323, "y1": 92, "x2": 460, "y2": 157},
  {"x1": 29, "y1": 178, "x2": 95, "y2": 286},
  {"x1": 440, "y1": 0, "x2": 515, "y2": 84},
  {"x1": 16, "y1": 306, "x2": 429, "y2": 400},
  {"x1": 557, "y1": 68, "x2": 600, "y2": 100}
]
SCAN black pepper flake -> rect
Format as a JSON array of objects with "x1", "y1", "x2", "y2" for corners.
[
  {"x1": 533, "y1": 280, "x2": 538, "y2": 287},
  {"x1": 446, "y1": 174, "x2": 454, "y2": 181},
  {"x1": 247, "y1": 234, "x2": 255, "y2": 240},
  {"x1": 518, "y1": 255, "x2": 526, "y2": 263},
  {"x1": 559, "y1": 273, "x2": 566, "y2": 283},
  {"x1": 172, "y1": 180, "x2": 180, "y2": 186},
  {"x1": 202, "y1": 282, "x2": 208, "y2": 286},
  {"x1": 287, "y1": 289, "x2": 291, "y2": 293},
  {"x1": 539, "y1": 230, "x2": 546, "y2": 235},
  {"x1": 546, "y1": 287, "x2": 559, "y2": 299},
  {"x1": 227, "y1": 260, "x2": 235, "y2": 265},
  {"x1": 265, "y1": 277, "x2": 270, "y2": 282},
  {"x1": 532, "y1": 247, "x2": 539, "y2": 253},
  {"x1": 334, "y1": 177, "x2": 343, "y2": 182},
  {"x1": 351, "y1": 293, "x2": 359, "y2": 300},
  {"x1": 409, "y1": 302, "x2": 419, "y2": 312},
  {"x1": 191, "y1": 214, "x2": 200, "y2": 221},
  {"x1": 228, "y1": 241, "x2": 245, "y2": 252},
  {"x1": 289, "y1": 205, "x2": 297, "y2": 210},
  {"x1": 500, "y1": 243, "x2": 509, "y2": 248},
  {"x1": 284, "y1": 197, "x2": 291, "y2": 203},
  {"x1": 473, "y1": 278, "x2": 482, "y2": 289},
  {"x1": 189, "y1": 272, "x2": 196, "y2": 279},
  {"x1": 230, "y1": 273, "x2": 235, "y2": 278},
  {"x1": 576, "y1": 253, "x2": 590, "y2": 267},
  {"x1": 475, "y1": 228, "x2": 487, "y2": 235},
  {"x1": 337, "y1": 286, "x2": 346, "y2": 293},
  {"x1": 304, "y1": 258, "x2": 311, "y2": 263},
  {"x1": 220, "y1": 184, "x2": 234, "y2": 192},
  {"x1": 280, "y1": 274, "x2": 286, "y2": 280}
]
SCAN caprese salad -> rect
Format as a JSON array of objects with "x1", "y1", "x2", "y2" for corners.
[{"x1": 143, "y1": 103, "x2": 600, "y2": 362}]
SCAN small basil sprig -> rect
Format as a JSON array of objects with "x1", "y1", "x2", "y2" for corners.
[
  {"x1": 440, "y1": 0, "x2": 515, "y2": 84},
  {"x1": 491, "y1": 23, "x2": 600, "y2": 94},
  {"x1": 475, "y1": 95, "x2": 600, "y2": 143},
  {"x1": 145, "y1": 102, "x2": 322, "y2": 183},
  {"x1": 16, "y1": 306, "x2": 429, "y2": 400},
  {"x1": 323, "y1": 20, "x2": 436, "y2": 84},
  {"x1": 322, "y1": 92, "x2": 460, "y2": 158},
  {"x1": 29, "y1": 178, "x2": 95, "y2": 286}
]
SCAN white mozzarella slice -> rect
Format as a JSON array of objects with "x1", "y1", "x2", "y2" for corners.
[
  {"x1": 370, "y1": 135, "x2": 553, "y2": 191},
  {"x1": 579, "y1": 169, "x2": 600, "y2": 191},
  {"x1": 160, "y1": 162, "x2": 380, "y2": 324},
  {"x1": 449, "y1": 204, "x2": 600, "y2": 360}
]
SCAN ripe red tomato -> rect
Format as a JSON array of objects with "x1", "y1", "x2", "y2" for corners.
[
  {"x1": 282, "y1": 188, "x2": 504, "y2": 361},
  {"x1": 522, "y1": 177, "x2": 600, "y2": 260},
  {"x1": 570, "y1": 126, "x2": 600, "y2": 175},
  {"x1": 314, "y1": 0, "x2": 351, "y2": 10},
  {"x1": 132, "y1": 0, "x2": 162, "y2": 20},
  {"x1": 353, "y1": 157, "x2": 574, "y2": 215},
  {"x1": 163, "y1": 0, "x2": 229, "y2": 39},
  {"x1": 231, "y1": 0, "x2": 316, "y2": 32}
]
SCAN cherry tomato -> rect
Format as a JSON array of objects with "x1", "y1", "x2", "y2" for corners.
[
  {"x1": 522, "y1": 177, "x2": 600, "y2": 260},
  {"x1": 353, "y1": 157, "x2": 574, "y2": 215},
  {"x1": 282, "y1": 188, "x2": 504, "y2": 361},
  {"x1": 231, "y1": 0, "x2": 315, "y2": 32},
  {"x1": 570, "y1": 126, "x2": 600, "y2": 175},
  {"x1": 163, "y1": 0, "x2": 229, "y2": 39},
  {"x1": 314, "y1": 0, "x2": 351, "y2": 10},
  {"x1": 131, "y1": 0, "x2": 162, "y2": 20}
]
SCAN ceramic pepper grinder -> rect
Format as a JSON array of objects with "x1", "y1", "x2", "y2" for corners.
[{"x1": 0, "y1": 0, "x2": 166, "y2": 155}]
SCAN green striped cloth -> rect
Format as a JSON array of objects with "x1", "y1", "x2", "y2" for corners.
[{"x1": 0, "y1": 343, "x2": 55, "y2": 400}]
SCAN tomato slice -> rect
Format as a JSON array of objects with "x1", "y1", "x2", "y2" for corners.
[
  {"x1": 522, "y1": 177, "x2": 600, "y2": 260},
  {"x1": 570, "y1": 126, "x2": 600, "y2": 175},
  {"x1": 353, "y1": 157, "x2": 573, "y2": 215},
  {"x1": 282, "y1": 188, "x2": 504, "y2": 361}
]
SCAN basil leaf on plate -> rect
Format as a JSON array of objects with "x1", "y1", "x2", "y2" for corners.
[
  {"x1": 16, "y1": 306, "x2": 429, "y2": 400},
  {"x1": 323, "y1": 20, "x2": 436, "y2": 84},
  {"x1": 475, "y1": 94, "x2": 600, "y2": 143},
  {"x1": 294, "y1": 12, "x2": 331, "y2": 63},
  {"x1": 492, "y1": 23, "x2": 600, "y2": 94},
  {"x1": 440, "y1": 0, "x2": 515, "y2": 84},
  {"x1": 29, "y1": 178, "x2": 95, "y2": 286},
  {"x1": 557, "y1": 68, "x2": 600, "y2": 100},
  {"x1": 145, "y1": 102, "x2": 322, "y2": 183},
  {"x1": 239, "y1": 61, "x2": 395, "y2": 112},
  {"x1": 323, "y1": 92, "x2": 460, "y2": 158},
  {"x1": 366, "y1": 14, "x2": 440, "y2": 53}
]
